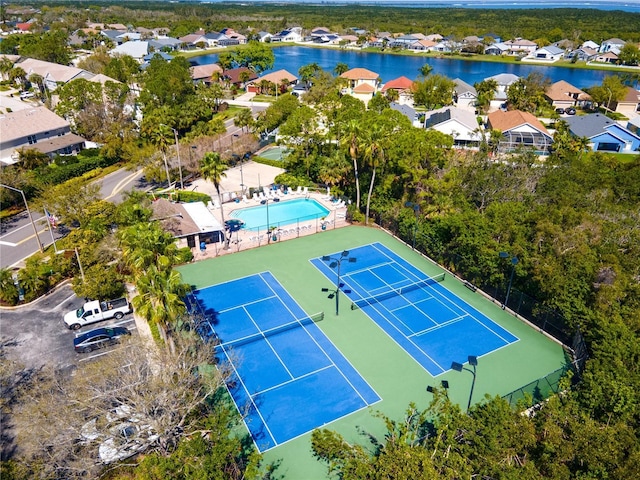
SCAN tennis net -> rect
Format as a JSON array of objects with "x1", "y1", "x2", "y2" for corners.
[
  {"x1": 350, "y1": 273, "x2": 445, "y2": 310},
  {"x1": 215, "y1": 311, "x2": 324, "y2": 350}
]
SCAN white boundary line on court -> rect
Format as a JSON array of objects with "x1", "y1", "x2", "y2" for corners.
[{"x1": 201, "y1": 270, "x2": 381, "y2": 452}]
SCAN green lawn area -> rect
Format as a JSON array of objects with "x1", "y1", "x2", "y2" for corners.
[{"x1": 177, "y1": 226, "x2": 569, "y2": 479}]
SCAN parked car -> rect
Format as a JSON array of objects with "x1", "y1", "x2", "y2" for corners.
[
  {"x1": 74, "y1": 326, "x2": 130, "y2": 353},
  {"x1": 565, "y1": 107, "x2": 576, "y2": 115},
  {"x1": 555, "y1": 107, "x2": 565, "y2": 114},
  {"x1": 19, "y1": 91, "x2": 35, "y2": 100}
]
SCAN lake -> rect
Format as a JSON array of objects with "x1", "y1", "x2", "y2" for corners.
[{"x1": 193, "y1": 46, "x2": 617, "y2": 89}]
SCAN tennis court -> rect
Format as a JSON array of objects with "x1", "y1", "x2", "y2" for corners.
[
  {"x1": 312, "y1": 243, "x2": 519, "y2": 376},
  {"x1": 187, "y1": 271, "x2": 380, "y2": 452}
]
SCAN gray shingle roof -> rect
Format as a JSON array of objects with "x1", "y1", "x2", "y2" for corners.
[{"x1": 564, "y1": 113, "x2": 616, "y2": 138}]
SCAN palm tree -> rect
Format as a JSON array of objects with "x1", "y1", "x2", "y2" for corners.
[
  {"x1": 234, "y1": 109, "x2": 254, "y2": 134},
  {"x1": 419, "y1": 63, "x2": 433, "y2": 78},
  {"x1": 334, "y1": 62, "x2": 349, "y2": 76},
  {"x1": 132, "y1": 262, "x2": 189, "y2": 334},
  {"x1": 200, "y1": 152, "x2": 228, "y2": 244},
  {"x1": 0, "y1": 57, "x2": 14, "y2": 81},
  {"x1": 339, "y1": 119, "x2": 363, "y2": 210},
  {"x1": 362, "y1": 121, "x2": 388, "y2": 225},
  {"x1": 149, "y1": 124, "x2": 173, "y2": 187}
]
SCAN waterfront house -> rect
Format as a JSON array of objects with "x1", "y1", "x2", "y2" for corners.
[
  {"x1": 564, "y1": 113, "x2": 640, "y2": 152},
  {"x1": 599, "y1": 38, "x2": 626, "y2": 53},
  {"x1": 381, "y1": 76, "x2": 415, "y2": 105},
  {"x1": 486, "y1": 110, "x2": 552, "y2": 154},
  {"x1": 594, "y1": 51, "x2": 619, "y2": 64},
  {"x1": 271, "y1": 27, "x2": 303, "y2": 43},
  {"x1": 258, "y1": 31, "x2": 273, "y2": 42},
  {"x1": 545, "y1": 81, "x2": 591, "y2": 109},
  {"x1": 248, "y1": 70, "x2": 298, "y2": 94},
  {"x1": 221, "y1": 68, "x2": 258, "y2": 89},
  {"x1": 340, "y1": 68, "x2": 380, "y2": 105},
  {"x1": 424, "y1": 106, "x2": 482, "y2": 148},
  {"x1": 190, "y1": 63, "x2": 223, "y2": 85},
  {"x1": 484, "y1": 73, "x2": 520, "y2": 110},
  {"x1": 610, "y1": 87, "x2": 640, "y2": 118},
  {"x1": 566, "y1": 47, "x2": 598, "y2": 62},
  {"x1": 528, "y1": 45, "x2": 565, "y2": 62},
  {"x1": 453, "y1": 79, "x2": 478, "y2": 111}
]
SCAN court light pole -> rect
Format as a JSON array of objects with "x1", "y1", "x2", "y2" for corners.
[
  {"x1": 321, "y1": 251, "x2": 356, "y2": 316},
  {"x1": 451, "y1": 356, "x2": 478, "y2": 412},
  {"x1": 404, "y1": 201, "x2": 420, "y2": 250},
  {"x1": 1, "y1": 183, "x2": 44, "y2": 252},
  {"x1": 499, "y1": 251, "x2": 518, "y2": 310},
  {"x1": 426, "y1": 380, "x2": 450, "y2": 397}
]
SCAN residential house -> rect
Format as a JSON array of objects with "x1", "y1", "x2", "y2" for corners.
[
  {"x1": 594, "y1": 51, "x2": 619, "y2": 64},
  {"x1": 565, "y1": 113, "x2": 640, "y2": 152},
  {"x1": 116, "y1": 31, "x2": 141, "y2": 43},
  {"x1": 610, "y1": 87, "x2": 640, "y2": 118},
  {"x1": 340, "y1": 68, "x2": 380, "y2": 105},
  {"x1": 101, "y1": 30, "x2": 126, "y2": 45},
  {"x1": 553, "y1": 39, "x2": 575, "y2": 50},
  {"x1": 381, "y1": 76, "x2": 415, "y2": 105},
  {"x1": 409, "y1": 39, "x2": 437, "y2": 51},
  {"x1": 339, "y1": 35, "x2": 359, "y2": 46},
  {"x1": 349, "y1": 27, "x2": 367, "y2": 36},
  {"x1": 178, "y1": 32, "x2": 208, "y2": 48},
  {"x1": 566, "y1": 47, "x2": 598, "y2": 62},
  {"x1": 527, "y1": 45, "x2": 564, "y2": 61},
  {"x1": 390, "y1": 102, "x2": 417, "y2": 125},
  {"x1": 271, "y1": 27, "x2": 303, "y2": 43},
  {"x1": 16, "y1": 58, "x2": 94, "y2": 91},
  {"x1": 110, "y1": 41, "x2": 150, "y2": 61},
  {"x1": 544, "y1": 80, "x2": 591, "y2": 109},
  {"x1": 148, "y1": 37, "x2": 182, "y2": 51},
  {"x1": 424, "y1": 106, "x2": 482, "y2": 148},
  {"x1": 257, "y1": 31, "x2": 273, "y2": 42},
  {"x1": 481, "y1": 33, "x2": 502, "y2": 44},
  {"x1": 221, "y1": 68, "x2": 258, "y2": 89},
  {"x1": 0, "y1": 107, "x2": 86, "y2": 165},
  {"x1": 220, "y1": 28, "x2": 247, "y2": 45},
  {"x1": 424, "y1": 34, "x2": 443, "y2": 42},
  {"x1": 190, "y1": 63, "x2": 223, "y2": 85},
  {"x1": 453, "y1": 78, "x2": 478, "y2": 111},
  {"x1": 390, "y1": 34, "x2": 421, "y2": 49},
  {"x1": 486, "y1": 110, "x2": 553, "y2": 153},
  {"x1": 599, "y1": 38, "x2": 626, "y2": 53},
  {"x1": 581, "y1": 40, "x2": 600, "y2": 50},
  {"x1": 484, "y1": 73, "x2": 519, "y2": 110},
  {"x1": 248, "y1": 69, "x2": 298, "y2": 94},
  {"x1": 627, "y1": 116, "x2": 640, "y2": 136},
  {"x1": 488, "y1": 38, "x2": 537, "y2": 56}
]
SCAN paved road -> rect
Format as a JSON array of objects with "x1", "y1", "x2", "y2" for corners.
[
  {"x1": 0, "y1": 282, "x2": 137, "y2": 372},
  {"x1": 0, "y1": 168, "x2": 145, "y2": 269}
]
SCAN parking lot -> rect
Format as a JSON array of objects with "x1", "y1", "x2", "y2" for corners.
[{"x1": 0, "y1": 282, "x2": 137, "y2": 372}]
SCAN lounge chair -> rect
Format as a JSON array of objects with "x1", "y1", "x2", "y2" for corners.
[
  {"x1": 259, "y1": 191, "x2": 267, "y2": 201},
  {"x1": 242, "y1": 195, "x2": 249, "y2": 203},
  {"x1": 302, "y1": 186, "x2": 309, "y2": 197},
  {"x1": 322, "y1": 187, "x2": 331, "y2": 200},
  {"x1": 252, "y1": 192, "x2": 259, "y2": 201},
  {"x1": 295, "y1": 186, "x2": 302, "y2": 195}
]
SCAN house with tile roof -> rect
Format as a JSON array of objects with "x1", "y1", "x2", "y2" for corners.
[
  {"x1": 545, "y1": 81, "x2": 591, "y2": 109},
  {"x1": 484, "y1": 73, "x2": 519, "y2": 110},
  {"x1": 381, "y1": 76, "x2": 414, "y2": 105},
  {"x1": 599, "y1": 38, "x2": 626, "y2": 53},
  {"x1": 424, "y1": 106, "x2": 482, "y2": 148},
  {"x1": 248, "y1": 70, "x2": 298, "y2": 94},
  {"x1": 566, "y1": 47, "x2": 598, "y2": 62},
  {"x1": 110, "y1": 41, "x2": 149, "y2": 60},
  {"x1": 340, "y1": 68, "x2": 380, "y2": 105},
  {"x1": 486, "y1": 110, "x2": 552, "y2": 154},
  {"x1": 0, "y1": 107, "x2": 86, "y2": 165},
  {"x1": 564, "y1": 113, "x2": 640, "y2": 153},
  {"x1": 221, "y1": 68, "x2": 258, "y2": 88},
  {"x1": 190, "y1": 64, "x2": 223, "y2": 85}
]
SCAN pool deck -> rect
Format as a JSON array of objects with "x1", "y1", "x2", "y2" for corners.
[{"x1": 188, "y1": 165, "x2": 350, "y2": 260}]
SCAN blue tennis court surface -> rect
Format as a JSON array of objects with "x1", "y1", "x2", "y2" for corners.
[
  {"x1": 312, "y1": 243, "x2": 519, "y2": 376},
  {"x1": 187, "y1": 272, "x2": 380, "y2": 452}
]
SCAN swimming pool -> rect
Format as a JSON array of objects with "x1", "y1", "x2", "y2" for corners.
[{"x1": 230, "y1": 198, "x2": 330, "y2": 231}]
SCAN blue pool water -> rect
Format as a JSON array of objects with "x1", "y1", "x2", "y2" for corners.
[{"x1": 230, "y1": 198, "x2": 330, "y2": 231}]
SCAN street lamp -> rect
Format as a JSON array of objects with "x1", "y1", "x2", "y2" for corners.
[
  {"x1": 0, "y1": 183, "x2": 44, "y2": 252},
  {"x1": 321, "y1": 251, "x2": 356, "y2": 316},
  {"x1": 498, "y1": 251, "x2": 519, "y2": 310},
  {"x1": 404, "y1": 201, "x2": 420, "y2": 250},
  {"x1": 451, "y1": 355, "x2": 478, "y2": 411}
]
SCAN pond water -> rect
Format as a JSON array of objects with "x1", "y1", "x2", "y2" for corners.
[{"x1": 193, "y1": 46, "x2": 617, "y2": 89}]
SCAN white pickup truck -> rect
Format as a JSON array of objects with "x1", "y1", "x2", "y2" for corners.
[{"x1": 64, "y1": 298, "x2": 133, "y2": 330}]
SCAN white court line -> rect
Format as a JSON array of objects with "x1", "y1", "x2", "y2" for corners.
[{"x1": 0, "y1": 241, "x2": 17, "y2": 247}]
